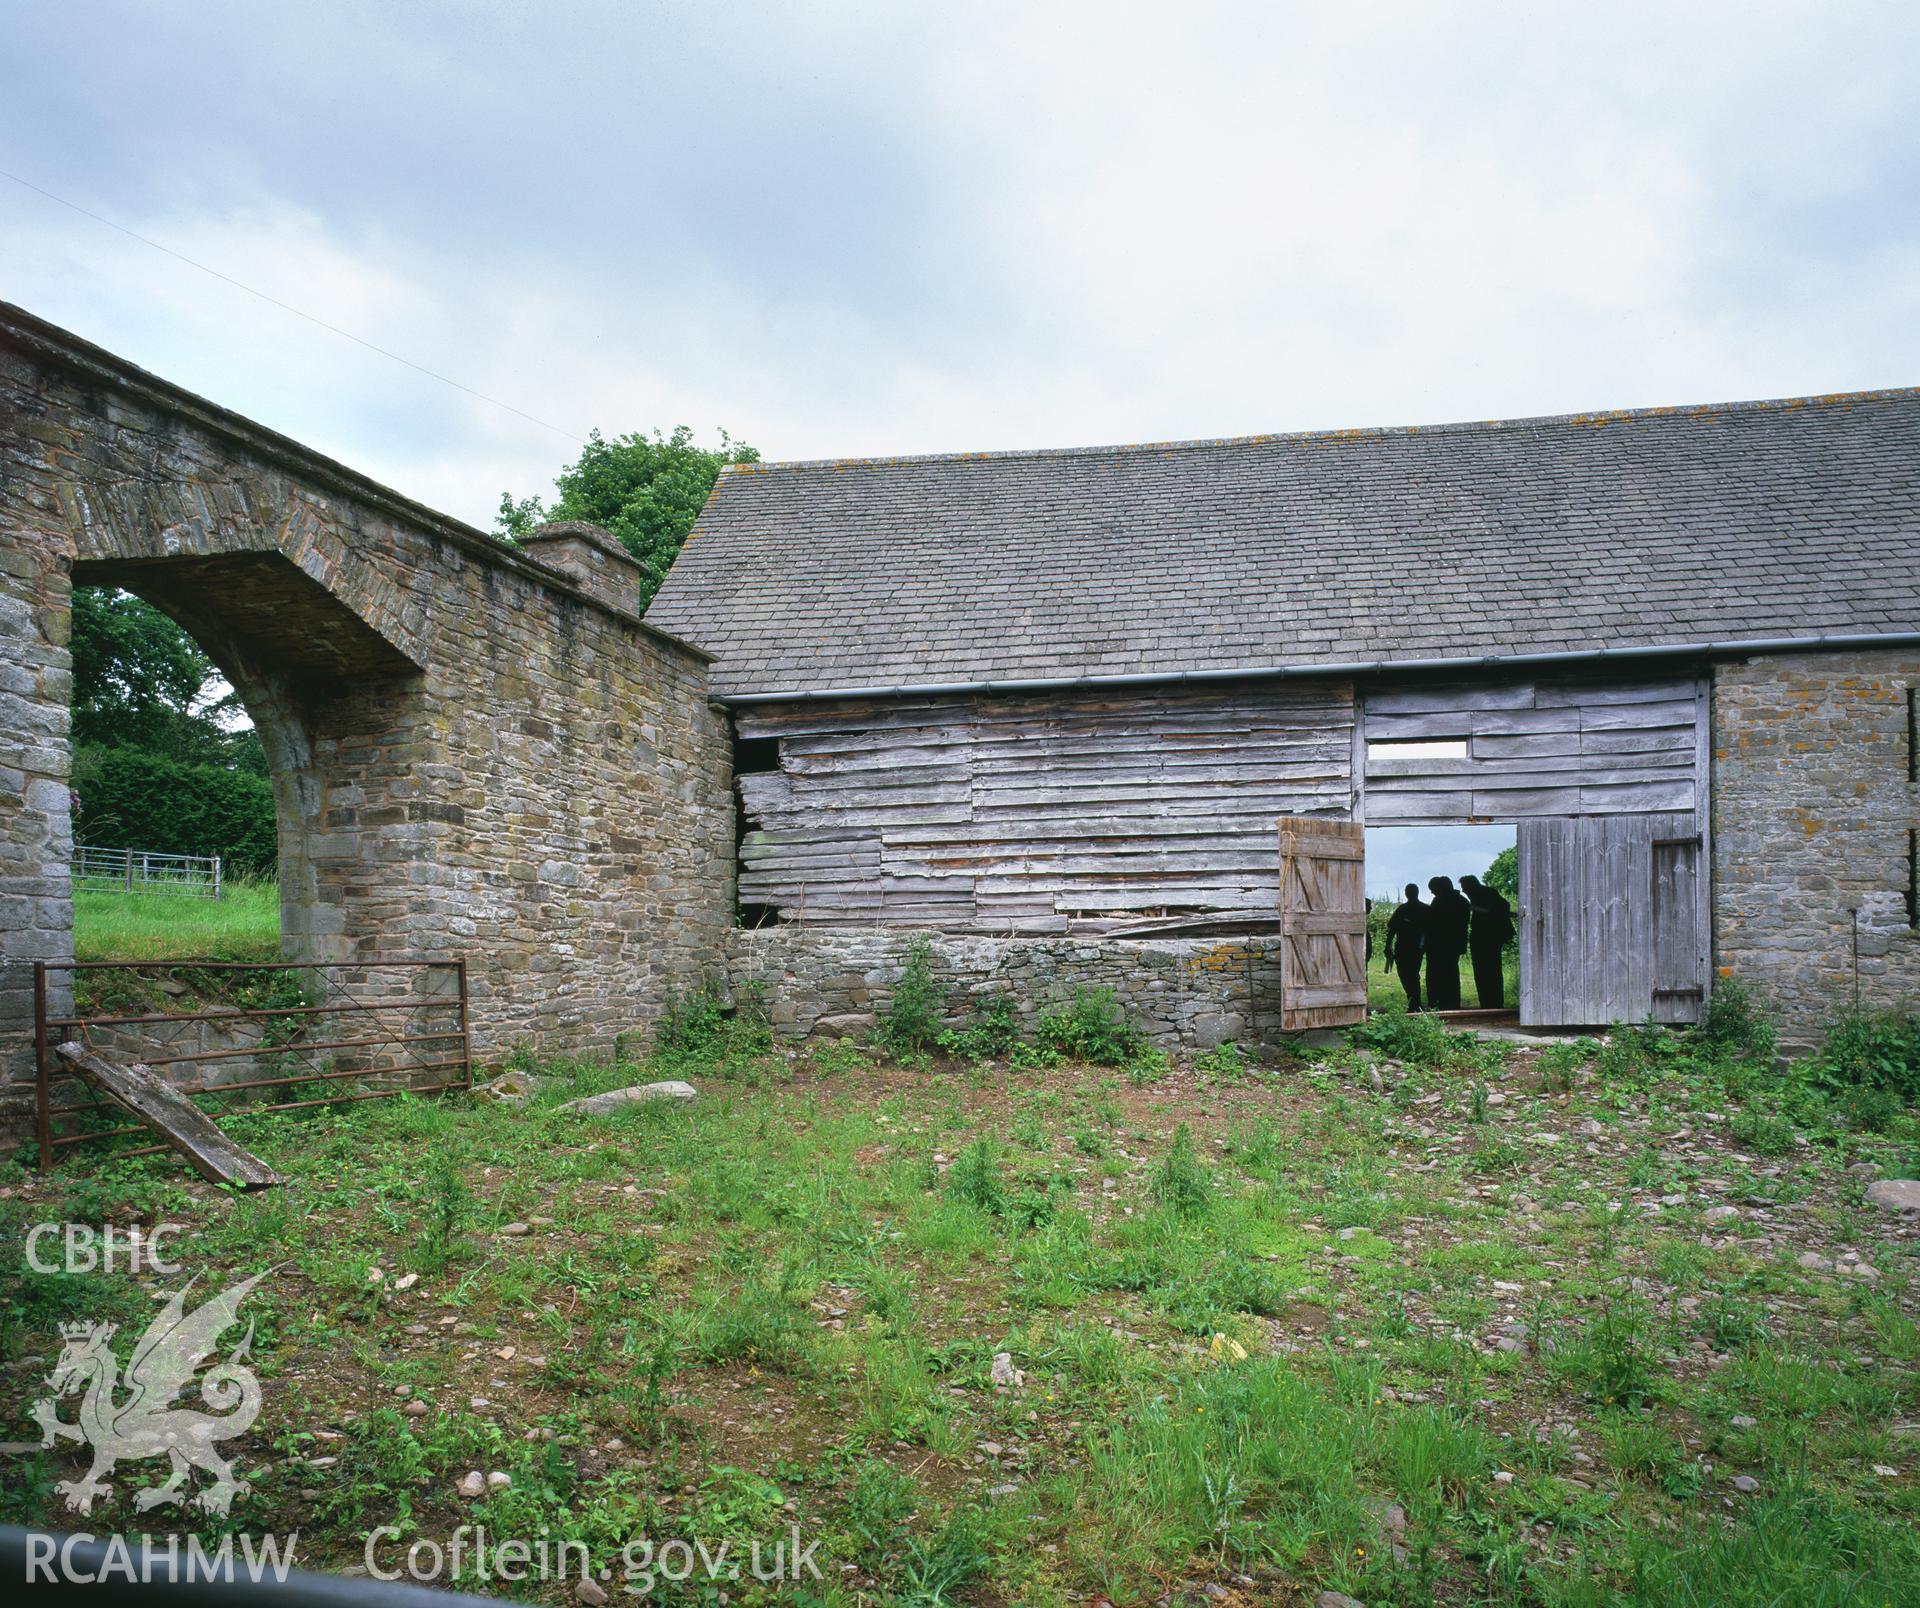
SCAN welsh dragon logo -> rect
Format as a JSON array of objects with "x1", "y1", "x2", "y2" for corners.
[{"x1": 3, "y1": 1272, "x2": 267, "y2": 1516}]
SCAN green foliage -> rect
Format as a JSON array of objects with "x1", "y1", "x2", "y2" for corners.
[
  {"x1": 653, "y1": 982, "x2": 772, "y2": 1069},
  {"x1": 1356, "y1": 1009, "x2": 1507, "y2": 1074},
  {"x1": 1194, "y1": 1041, "x2": 1248, "y2": 1077},
  {"x1": 414, "y1": 1152, "x2": 475, "y2": 1271},
  {"x1": 70, "y1": 587, "x2": 265, "y2": 771},
  {"x1": 882, "y1": 935, "x2": 948, "y2": 1059},
  {"x1": 1149, "y1": 1125, "x2": 1213, "y2": 1216},
  {"x1": 497, "y1": 426, "x2": 759, "y2": 611},
  {"x1": 1729, "y1": 1107, "x2": 1797, "y2": 1157},
  {"x1": 1482, "y1": 844, "x2": 1519, "y2": 902},
  {"x1": 944, "y1": 1139, "x2": 1007, "y2": 1216},
  {"x1": 936, "y1": 991, "x2": 1021, "y2": 1060},
  {"x1": 72, "y1": 744, "x2": 277, "y2": 875},
  {"x1": 1698, "y1": 977, "x2": 1778, "y2": 1067},
  {"x1": 1036, "y1": 986, "x2": 1145, "y2": 1067},
  {"x1": 1814, "y1": 1008, "x2": 1920, "y2": 1103}
]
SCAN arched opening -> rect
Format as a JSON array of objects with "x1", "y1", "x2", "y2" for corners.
[{"x1": 65, "y1": 551, "x2": 422, "y2": 964}]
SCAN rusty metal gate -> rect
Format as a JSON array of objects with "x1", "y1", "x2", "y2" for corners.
[{"x1": 32, "y1": 958, "x2": 470, "y2": 1170}]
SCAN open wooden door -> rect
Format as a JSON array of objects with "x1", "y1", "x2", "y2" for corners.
[
  {"x1": 1277, "y1": 817, "x2": 1368, "y2": 1029},
  {"x1": 1518, "y1": 811, "x2": 1704, "y2": 1027}
]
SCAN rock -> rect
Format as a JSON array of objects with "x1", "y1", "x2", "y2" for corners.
[
  {"x1": 487, "y1": 1471, "x2": 512, "y2": 1491},
  {"x1": 404, "y1": 1401, "x2": 429, "y2": 1417},
  {"x1": 1703, "y1": 1206, "x2": 1740, "y2": 1223},
  {"x1": 499, "y1": 1222, "x2": 532, "y2": 1238},
  {"x1": 1492, "y1": 1470, "x2": 1515, "y2": 1485},
  {"x1": 1865, "y1": 1180, "x2": 1920, "y2": 1213},
  {"x1": 473, "y1": 1069, "x2": 550, "y2": 1107},
  {"x1": 987, "y1": 1482, "x2": 1022, "y2": 1499},
  {"x1": 393, "y1": 1272, "x2": 420, "y2": 1291},
  {"x1": 1731, "y1": 1475, "x2": 1759, "y2": 1494},
  {"x1": 1841, "y1": 1261, "x2": 1882, "y2": 1282},
  {"x1": 979, "y1": 1441, "x2": 1005, "y2": 1458},
  {"x1": 1528, "y1": 1132, "x2": 1562, "y2": 1146},
  {"x1": 575, "y1": 1577, "x2": 610, "y2": 1606},
  {"x1": 1729, "y1": 1415, "x2": 1757, "y2": 1430},
  {"x1": 559, "y1": 1080, "x2": 698, "y2": 1115},
  {"x1": 1316, "y1": 1594, "x2": 1365, "y2": 1608},
  {"x1": 990, "y1": 1352, "x2": 1023, "y2": 1388},
  {"x1": 1874, "y1": 1464, "x2": 1900, "y2": 1477},
  {"x1": 456, "y1": 1470, "x2": 484, "y2": 1500},
  {"x1": 1797, "y1": 1252, "x2": 1833, "y2": 1273}
]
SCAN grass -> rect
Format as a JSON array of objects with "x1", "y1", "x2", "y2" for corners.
[
  {"x1": 1368, "y1": 944, "x2": 1520, "y2": 1011},
  {"x1": 3, "y1": 1013, "x2": 1917, "y2": 1604},
  {"x1": 71, "y1": 876, "x2": 280, "y2": 963}
]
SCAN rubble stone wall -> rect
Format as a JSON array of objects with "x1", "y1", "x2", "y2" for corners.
[
  {"x1": 726, "y1": 925, "x2": 1289, "y2": 1049},
  {"x1": 1712, "y1": 648, "x2": 1920, "y2": 1047}
]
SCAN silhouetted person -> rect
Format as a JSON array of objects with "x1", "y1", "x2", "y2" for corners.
[
  {"x1": 1425, "y1": 875, "x2": 1471, "y2": 1010},
  {"x1": 1383, "y1": 882, "x2": 1429, "y2": 1011},
  {"x1": 1460, "y1": 873, "x2": 1516, "y2": 1010}
]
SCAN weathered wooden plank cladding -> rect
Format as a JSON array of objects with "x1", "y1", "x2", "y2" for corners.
[
  {"x1": 736, "y1": 683, "x2": 1356, "y2": 932},
  {"x1": 1362, "y1": 676, "x2": 1704, "y2": 822}
]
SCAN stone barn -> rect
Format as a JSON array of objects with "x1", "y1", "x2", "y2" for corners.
[{"x1": 649, "y1": 392, "x2": 1920, "y2": 1049}]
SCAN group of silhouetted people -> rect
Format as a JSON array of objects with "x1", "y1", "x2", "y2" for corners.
[{"x1": 1382, "y1": 874, "x2": 1515, "y2": 1011}]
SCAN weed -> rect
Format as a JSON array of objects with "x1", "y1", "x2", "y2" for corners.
[
  {"x1": 1149, "y1": 1125, "x2": 1213, "y2": 1216},
  {"x1": 937, "y1": 991, "x2": 1020, "y2": 1060},
  {"x1": 1036, "y1": 987, "x2": 1145, "y2": 1067},
  {"x1": 897, "y1": 1506, "x2": 992, "y2": 1607},
  {"x1": 415, "y1": 1151, "x2": 475, "y2": 1270},
  {"x1": 1195, "y1": 1041, "x2": 1248, "y2": 1077},
  {"x1": 882, "y1": 935, "x2": 947, "y2": 1059},
  {"x1": 1698, "y1": 977, "x2": 1779, "y2": 1067},
  {"x1": 1556, "y1": 1299, "x2": 1661, "y2": 1408},
  {"x1": 944, "y1": 1139, "x2": 1007, "y2": 1216},
  {"x1": 1730, "y1": 1107, "x2": 1797, "y2": 1157},
  {"x1": 1815, "y1": 1007, "x2": 1920, "y2": 1102}
]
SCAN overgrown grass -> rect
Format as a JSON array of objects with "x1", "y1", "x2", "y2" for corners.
[
  {"x1": 71, "y1": 875, "x2": 280, "y2": 962},
  {"x1": 3, "y1": 999, "x2": 1916, "y2": 1605}
]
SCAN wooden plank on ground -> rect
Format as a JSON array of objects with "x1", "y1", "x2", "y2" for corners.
[{"x1": 53, "y1": 1042, "x2": 280, "y2": 1189}]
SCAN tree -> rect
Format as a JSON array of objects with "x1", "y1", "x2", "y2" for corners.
[
  {"x1": 497, "y1": 426, "x2": 758, "y2": 612},
  {"x1": 69, "y1": 587, "x2": 264, "y2": 772},
  {"x1": 1483, "y1": 844, "x2": 1518, "y2": 902}
]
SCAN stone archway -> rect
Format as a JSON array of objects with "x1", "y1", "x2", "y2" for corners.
[
  {"x1": 1, "y1": 301, "x2": 733, "y2": 1107},
  {"x1": 72, "y1": 552, "x2": 424, "y2": 961}
]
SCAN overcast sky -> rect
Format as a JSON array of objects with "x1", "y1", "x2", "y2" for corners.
[{"x1": 4, "y1": 1, "x2": 1917, "y2": 530}]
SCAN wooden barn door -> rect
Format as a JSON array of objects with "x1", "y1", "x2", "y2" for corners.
[
  {"x1": 1518, "y1": 812, "x2": 1703, "y2": 1027},
  {"x1": 1277, "y1": 818, "x2": 1368, "y2": 1029}
]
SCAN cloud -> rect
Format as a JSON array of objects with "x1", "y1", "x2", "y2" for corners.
[{"x1": 2, "y1": 0, "x2": 1917, "y2": 529}]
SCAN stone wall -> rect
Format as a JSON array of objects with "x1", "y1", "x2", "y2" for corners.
[
  {"x1": 0, "y1": 302, "x2": 733, "y2": 1117},
  {"x1": 1711, "y1": 647, "x2": 1920, "y2": 1047},
  {"x1": 726, "y1": 926, "x2": 1288, "y2": 1049}
]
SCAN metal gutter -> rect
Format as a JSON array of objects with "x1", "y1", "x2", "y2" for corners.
[{"x1": 714, "y1": 630, "x2": 1920, "y2": 706}]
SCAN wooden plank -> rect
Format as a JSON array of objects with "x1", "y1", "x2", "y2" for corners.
[
  {"x1": 53, "y1": 1042, "x2": 280, "y2": 1189},
  {"x1": 1278, "y1": 817, "x2": 1366, "y2": 1029}
]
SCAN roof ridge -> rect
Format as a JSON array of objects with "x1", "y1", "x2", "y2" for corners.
[{"x1": 719, "y1": 383, "x2": 1920, "y2": 476}]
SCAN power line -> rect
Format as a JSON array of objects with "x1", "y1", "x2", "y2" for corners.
[{"x1": 0, "y1": 167, "x2": 584, "y2": 444}]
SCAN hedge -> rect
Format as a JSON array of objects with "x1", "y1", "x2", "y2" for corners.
[{"x1": 72, "y1": 745, "x2": 278, "y2": 876}]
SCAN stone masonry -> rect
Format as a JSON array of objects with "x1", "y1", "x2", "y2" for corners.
[
  {"x1": 1712, "y1": 647, "x2": 1920, "y2": 1047},
  {"x1": 0, "y1": 302, "x2": 733, "y2": 1109},
  {"x1": 728, "y1": 926, "x2": 1287, "y2": 1050}
]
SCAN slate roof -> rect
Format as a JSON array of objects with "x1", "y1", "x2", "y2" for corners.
[{"x1": 646, "y1": 388, "x2": 1920, "y2": 700}]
